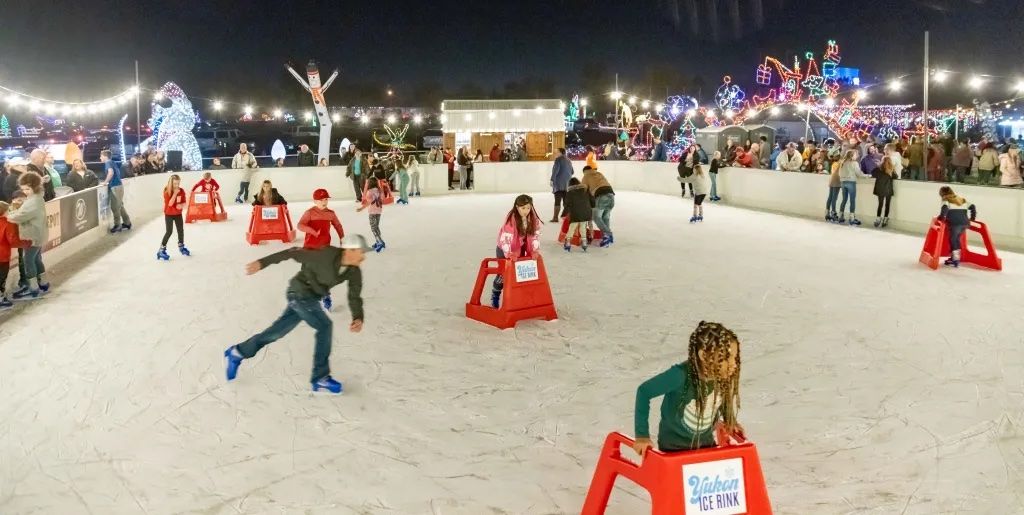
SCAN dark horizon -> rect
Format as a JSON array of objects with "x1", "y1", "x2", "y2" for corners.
[{"x1": 1, "y1": 0, "x2": 1022, "y2": 122}]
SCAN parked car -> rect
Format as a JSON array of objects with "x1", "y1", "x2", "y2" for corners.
[{"x1": 195, "y1": 128, "x2": 256, "y2": 156}]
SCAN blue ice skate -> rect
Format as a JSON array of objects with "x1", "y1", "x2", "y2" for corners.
[
  {"x1": 312, "y1": 376, "x2": 343, "y2": 394},
  {"x1": 224, "y1": 346, "x2": 243, "y2": 381}
]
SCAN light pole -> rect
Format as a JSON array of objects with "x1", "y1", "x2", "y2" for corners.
[{"x1": 923, "y1": 31, "x2": 930, "y2": 155}]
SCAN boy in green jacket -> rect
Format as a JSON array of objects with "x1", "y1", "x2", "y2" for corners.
[
  {"x1": 224, "y1": 235, "x2": 370, "y2": 394},
  {"x1": 633, "y1": 321, "x2": 745, "y2": 455}
]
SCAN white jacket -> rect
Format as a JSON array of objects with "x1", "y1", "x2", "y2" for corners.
[
  {"x1": 232, "y1": 152, "x2": 258, "y2": 182},
  {"x1": 691, "y1": 171, "x2": 712, "y2": 196},
  {"x1": 776, "y1": 150, "x2": 802, "y2": 171}
]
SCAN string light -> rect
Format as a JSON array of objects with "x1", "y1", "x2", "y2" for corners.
[
  {"x1": 770, "y1": 106, "x2": 780, "y2": 116},
  {"x1": 889, "y1": 80, "x2": 903, "y2": 92},
  {"x1": 968, "y1": 76, "x2": 985, "y2": 89},
  {"x1": 273, "y1": 109, "x2": 283, "y2": 118},
  {"x1": 933, "y1": 70, "x2": 948, "y2": 83},
  {"x1": 331, "y1": 113, "x2": 341, "y2": 122},
  {"x1": 386, "y1": 114, "x2": 397, "y2": 124},
  {"x1": 212, "y1": 101, "x2": 224, "y2": 111},
  {"x1": 413, "y1": 114, "x2": 423, "y2": 124},
  {"x1": 303, "y1": 111, "x2": 313, "y2": 121},
  {"x1": 610, "y1": 91, "x2": 623, "y2": 100},
  {"x1": 243, "y1": 105, "x2": 253, "y2": 116}
]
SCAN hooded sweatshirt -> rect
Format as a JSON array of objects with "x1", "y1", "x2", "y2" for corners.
[
  {"x1": 6, "y1": 192, "x2": 47, "y2": 246},
  {"x1": 581, "y1": 168, "x2": 614, "y2": 198}
]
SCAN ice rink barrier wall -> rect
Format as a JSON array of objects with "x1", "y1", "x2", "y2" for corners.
[{"x1": 40, "y1": 162, "x2": 1024, "y2": 270}]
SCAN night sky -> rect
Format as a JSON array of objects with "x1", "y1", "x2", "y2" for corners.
[{"x1": 1, "y1": 0, "x2": 1022, "y2": 114}]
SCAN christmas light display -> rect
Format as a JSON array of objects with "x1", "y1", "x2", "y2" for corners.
[
  {"x1": 148, "y1": 82, "x2": 202, "y2": 171},
  {"x1": 117, "y1": 114, "x2": 128, "y2": 162},
  {"x1": 0, "y1": 115, "x2": 9, "y2": 138},
  {"x1": 566, "y1": 93, "x2": 580, "y2": 124},
  {"x1": 714, "y1": 76, "x2": 746, "y2": 111}
]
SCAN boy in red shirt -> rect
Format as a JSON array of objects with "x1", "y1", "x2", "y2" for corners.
[
  {"x1": 298, "y1": 188, "x2": 345, "y2": 309},
  {"x1": 0, "y1": 201, "x2": 29, "y2": 309},
  {"x1": 192, "y1": 172, "x2": 220, "y2": 193}
]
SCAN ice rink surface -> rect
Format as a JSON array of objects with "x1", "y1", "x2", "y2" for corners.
[{"x1": 1, "y1": 191, "x2": 1023, "y2": 515}]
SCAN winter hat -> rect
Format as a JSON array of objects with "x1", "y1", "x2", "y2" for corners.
[
  {"x1": 340, "y1": 234, "x2": 372, "y2": 251},
  {"x1": 313, "y1": 188, "x2": 330, "y2": 200}
]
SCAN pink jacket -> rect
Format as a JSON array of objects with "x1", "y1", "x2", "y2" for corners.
[{"x1": 496, "y1": 211, "x2": 542, "y2": 257}]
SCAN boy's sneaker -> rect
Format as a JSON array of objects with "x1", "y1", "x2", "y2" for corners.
[
  {"x1": 224, "y1": 346, "x2": 243, "y2": 381},
  {"x1": 563, "y1": 242, "x2": 571, "y2": 252},
  {"x1": 11, "y1": 285, "x2": 29, "y2": 298},
  {"x1": 109, "y1": 226, "x2": 121, "y2": 234},
  {"x1": 312, "y1": 376, "x2": 343, "y2": 394},
  {"x1": 0, "y1": 297, "x2": 13, "y2": 309},
  {"x1": 38, "y1": 282, "x2": 50, "y2": 293},
  {"x1": 322, "y1": 294, "x2": 332, "y2": 311},
  {"x1": 121, "y1": 223, "x2": 132, "y2": 231}
]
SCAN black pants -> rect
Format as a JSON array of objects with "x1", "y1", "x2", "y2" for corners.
[
  {"x1": 237, "y1": 181, "x2": 250, "y2": 200},
  {"x1": 875, "y1": 195, "x2": 892, "y2": 217},
  {"x1": 351, "y1": 175, "x2": 365, "y2": 202},
  {"x1": 161, "y1": 214, "x2": 184, "y2": 247},
  {"x1": 553, "y1": 191, "x2": 566, "y2": 219},
  {"x1": 0, "y1": 261, "x2": 9, "y2": 296}
]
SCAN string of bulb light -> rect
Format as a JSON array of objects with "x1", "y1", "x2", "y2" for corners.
[{"x1": 0, "y1": 83, "x2": 139, "y2": 116}]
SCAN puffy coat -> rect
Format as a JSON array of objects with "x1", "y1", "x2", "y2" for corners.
[
  {"x1": 999, "y1": 153, "x2": 1023, "y2": 186},
  {"x1": 562, "y1": 184, "x2": 593, "y2": 222},
  {"x1": 496, "y1": 209, "x2": 542, "y2": 257}
]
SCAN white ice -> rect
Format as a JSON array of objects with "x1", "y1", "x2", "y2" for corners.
[{"x1": 1, "y1": 191, "x2": 1023, "y2": 514}]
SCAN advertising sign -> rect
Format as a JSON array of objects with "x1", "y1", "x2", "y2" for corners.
[{"x1": 682, "y1": 458, "x2": 747, "y2": 515}]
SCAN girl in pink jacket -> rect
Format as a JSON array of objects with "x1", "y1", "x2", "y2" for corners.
[{"x1": 491, "y1": 194, "x2": 542, "y2": 307}]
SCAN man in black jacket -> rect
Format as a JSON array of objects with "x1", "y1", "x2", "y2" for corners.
[
  {"x1": 296, "y1": 144, "x2": 316, "y2": 167},
  {"x1": 223, "y1": 235, "x2": 370, "y2": 394}
]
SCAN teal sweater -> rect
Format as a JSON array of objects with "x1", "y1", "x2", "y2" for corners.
[{"x1": 634, "y1": 361, "x2": 720, "y2": 451}]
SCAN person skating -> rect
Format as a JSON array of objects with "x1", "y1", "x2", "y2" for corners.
[
  {"x1": 232, "y1": 143, "x2": 258, "y2": 203},
  {"x1": 158, "y1": 174, "x2": 190, "y2": 260},
  {"x1": 580, "y1": 166, "x2": 615, "y2": 247},
  {"x1": 223, "y1": 234, "x2": 369, "y2": 394},
  {"x1": 7, "y1": 173, "x2": 49, "y2": 300},
  {"x1": 937, "y1": 186, "x2": 976, "y2": 268},
  {"x1": 492, "y1": 194, "x2": 542, "y2": 307},
  {"x1": 562, "y1": 177, "x2": 594, "y2": 252},
  {"x1": 550, "y1": 148, "x2": 573, "y2": 222},
  {"x1": 633, "y1": 321, "x2": 745, "y2": 456},
  {"x1": 837, "y1": 150, "x2": 872, "y2": 226},
  {"x1": 297, "y1": 189, "x2": 346, "y2": 310},
  {"x1": 356, "y1": 178, "x2": 386, "y2": 252},
  {"x1": 688, "y1": 164, "x2": 711, "y2": 223},
  {"x1": 872, "y1": 156, "x2": 897, "y2": 228},
  {"x1": 192, "y1": 171, "x2": 220, "y2": 193},
  {"x1": 396, "y1": 159, "x2": 411, "y2": 205}
]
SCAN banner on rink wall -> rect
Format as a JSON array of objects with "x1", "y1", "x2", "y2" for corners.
[{"x1": 40, "y1": 187, "x2": 101, "y2": 252}]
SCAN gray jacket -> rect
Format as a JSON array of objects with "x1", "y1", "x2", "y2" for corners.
[
  {"x1": 691, "y1": 172, "x2": 712, "y2": 197},
  {"x1": 8, "y1": 192, "x2": 47, "y2": 246},
  {"x1": 551, "y1": 156, "x2": 573, "y2": 192}
]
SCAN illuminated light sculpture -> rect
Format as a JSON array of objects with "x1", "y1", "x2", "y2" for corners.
[
  {"x1": 285, "y1": 59, "x2": 339, "y2": 163},
  {"x1": 714, "y1": 76, "x2": 746, "y2": 112},
  {"x1": 148, "y1": 82, "x2": 203, "y2": 171},
  {"x1": 0, "y1": 114, "x2": 9, "y2": 137},
  {"x1": 801, "y1": 52, "x2": 829, "y2": 101},
  {"x1": 117, "y1": 113, "x2": 128, "y2": 162},
  {"x1": 566, "y1": 92, "x2": 580, "y2": 125}
]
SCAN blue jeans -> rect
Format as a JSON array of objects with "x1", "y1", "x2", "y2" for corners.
[
  {"x1": 236, "y1": 291, "x2": 334, "y2": 382},
  {"x1": 592, "y1": 193, "x2": 615, "y2": 236},
  {"x1": 825, "y1": 186, "x2": 840, "y2": 212},
  {"x1": 839, "y1": 181, "x2": 857, "y2": 213},
  {"x1": 949, "y1": 224, "x2": 967, "y2": 252},
  {"x1": 23, "y1": 246, "x2": 44, "y2": 281},
  {"x1": 710, "y1": 173, "x2": 718, "y2": 198}
]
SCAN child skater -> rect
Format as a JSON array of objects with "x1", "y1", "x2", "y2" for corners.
[
  {"x1": 297, "y1": 189, "x2": 346, "y2": 309},
  {"x1": 7, "y1": 173, "x2": 49, "y2": 300},
  {"x1": 192, "y1": 171, "x2": 220, "y2": 193},
  {"x1": 158, "y1": 174, "x2": 190, "y2": 261},
  {"x1": 633, "y1": 321, "x2": 745, "y2": 456},
  {"x1": 492, "y1": 194, "x2": 542, "y2": 307},
  {"x1": 223, "y1": 234, "x2": 370, "y2": 394},
  {"x1": 938, "y1": 186, "x2": 976, "y2": 268},
  {"x1": 562, "y1": 177, "x2": 594, "y2": 252},
  {"x1": 396, "y1": 158, "x2": 411, "y2": 205},
  {"x1": 0, "y1": 201, "x2": 28, "y2": 309},
  {"x1": 407, "y1": 156, "x2": 422, "y2": 197},
  {"x1": 689, "y1": 163, "x2": 711, "y2": 223},
  {"x1": 356, "y1": 178, "x2": 386, "y2": 252}
]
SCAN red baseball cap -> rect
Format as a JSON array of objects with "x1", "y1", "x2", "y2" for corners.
[{"x1": 313, "y1": 188, "x2": 330, "y2": 200}]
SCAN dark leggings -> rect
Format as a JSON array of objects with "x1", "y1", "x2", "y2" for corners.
[
  {"x1": 0, "y1": 261, "x2": 8, "y2": 295},
  {"x1": 876, "y1": 195, "x2": 892, "y2": 217},
  {"x1": 949, "y1": 224, "x2": 967, "y2": 252},
  {"x1": 161, "y1": 214, "x2": 184, "y2": 247}
]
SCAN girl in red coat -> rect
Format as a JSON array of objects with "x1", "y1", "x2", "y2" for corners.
[
  {"x1": 0, "y1": 201, "x2": 29, "y2": 309},
  {"x1": 491, "y1": 194, "x2": 542, "y2": 308},
  {"x1": 158, "y1": 174, "x2": 190, "y2": 261},
  {"x1": 297, "y1": 188, "x2": 345, "y2": 309}
]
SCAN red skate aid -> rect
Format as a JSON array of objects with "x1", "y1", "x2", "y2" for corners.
[
  {"x1": 581, "y1": 432, "x2": 772, "y2": 515},
  {"x1": 246, "y1": 205, "x2": 296, "y2": 245},
  {"x1": 558, "y1": 216, "x2": 602, "y2": 247},
  {"x1": 465, "y1": 255, "x2": 557, "y2": 329},
  {"x1": 918, "y1": 217, "x2": 1002, "y2": 271},
  {"x1": 186, "y1": 190, "x2": 228, "y2": 223}
]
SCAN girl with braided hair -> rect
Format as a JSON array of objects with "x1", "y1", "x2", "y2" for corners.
[{"x1": 633, "y1": 321, "x2": 744, "y2": 456}]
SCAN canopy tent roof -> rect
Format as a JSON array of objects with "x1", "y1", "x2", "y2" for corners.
[{"x1": 441, "y1": 99, "x2": 565, "y2": 133}]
